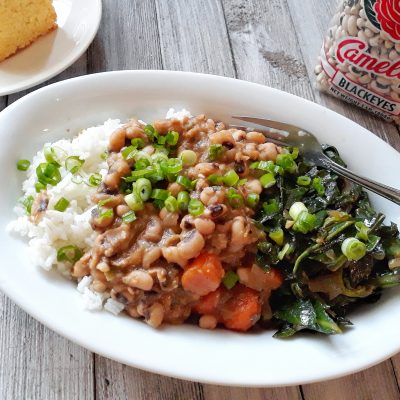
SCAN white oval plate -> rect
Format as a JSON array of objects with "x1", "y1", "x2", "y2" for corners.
[
  {"x1": 0, "y1": 0, "x2": 102, "y2": 96},
  {"x1": 1, "y1": 71, "x2": 400, "y2": 387}
]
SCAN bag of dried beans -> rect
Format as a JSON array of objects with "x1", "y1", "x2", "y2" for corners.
[{"x1": 315, "y1": 0, "x2": 400, "y2": 123}]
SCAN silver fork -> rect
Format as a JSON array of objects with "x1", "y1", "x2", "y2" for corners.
[{"x1": 232, "y1": 115, "x2": 400, "y2": 206}]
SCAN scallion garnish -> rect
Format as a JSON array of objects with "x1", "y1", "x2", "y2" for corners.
[
  {"x1": 18, "y1": 195, "x2": 34, "y2": 215},
  {"x1": 35, "y1": 182, "x2": 46, "y2": 192},
  {"x1": 276, "y1": 153, "x2": 297, "y2": 174},
  {"x1": 166, "y1": 130, "x2": 179, "y2": 146},
  {"x1": 57, "y1": 245, "x2": 83, "y2": 263},
  {"x1": 246, "y1": 193, "x2": 259, "y2": 208},
  {"x1": 165, "y1": 196, "x2": 178, "y2": 212},
  {"x1": 223, "y1": 170, "x2": 239, "y2": 187},
  {"x1": 65, "y1": 156, "x2": 84, "y2": 174},
  {"x1": 144, "y1": 124, "x2": 157, "y2": 141},
  {"x1": 297, "y1": 176, "x2": 311, "y2": 186},
  {"x1": 223, "y1": 271, "x2": 239, "y2": 290},
  {"x1": 269, "y1": 228, "x2": 284, "y2": 246},
  {"x1": 176, "y1": 175, "x2": 194, "y2": 190},
  {"x1": 188, "y1": 199, "x2": 205, "y2": 216},
  {"x1": 17, "y1": 159, "x2": 30, "y2": 171},
  {"x1": 131, "y1": 138, "x2": 145, "y2": 149},
  {"x1": 312, "y1": 177, "x2": 325, "y2": 196},
  {"x1": 54, "y1": 197, "x2": 70, "y2": 212},
  {"x1": 150, "y1": 188, "x2": 170, "y2": 201},
  {"x1": 125, "y1": 192, "x2": 144, "y2": 211},
  {"x1": 263, "y1": 199, "x2": 279, "y2": 215},
  {"x1": 289, "y1": 202, "x2": 308, "y2": 221},
  {"x1": 227, "y1": 188, "x2": 244, "y2": 209},
  {"x1": 36, "y1": 162, "x2": 61, "y2": 186},
  {"x1": 88, "y1": 173, "x2": 102, "y2": 187},
  {"x1": 44, "y1": 146, "x2": 65, "y2": 166},
  {"x1": 207, "y1": 174, "x2": 224, "y2": 185},
  {"x1": 179, "y1": 150, "x2": 197, "y2": 166},
  {"x1": 341, "y1": 237, "x2": 366, "y2": 261},
  {"x1": 259, "y1": 173, "x2": 276, "y2": 188},
  {"x1": 177, "y1": 191, "x2": 190, "y2": 211},
  {"x1": 135, "y1": 178, "x2": 152, "y2": 201},
  {"x1": 208, "y1": 144, "x2": 224, "y2": 161},
  {"x1": 292, "y1": 211, "x2": 317, "y2": 234},
  {"x1": 122, "y1": 210, "x2": 137, "y2": 223},
  {"x1": 121, "y1": 145, "x2": 137, "y2": 160},
  {"x1": 160, "y1": 158, "x2": 183, "y2": 175},
  {"x1": 99, "y1": 208, "x2": 114, "y2": 220}
]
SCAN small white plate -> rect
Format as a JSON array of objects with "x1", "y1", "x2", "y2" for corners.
[
  {"x1": 0, "y1": 0, "x2": 102, "y2": 96},
  {"x1": 1, "y1": 71, "x2": 400, "y2": 387}
]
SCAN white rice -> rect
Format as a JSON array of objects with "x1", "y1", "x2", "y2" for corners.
[{"x1": 7, "y1": 110, "x2": 190, "y2": 315}]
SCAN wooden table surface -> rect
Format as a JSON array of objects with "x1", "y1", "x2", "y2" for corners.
[{"x1": 1, "y1": 1, "x2": 400, "y2": 399}]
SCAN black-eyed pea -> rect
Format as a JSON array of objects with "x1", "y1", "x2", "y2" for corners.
[{"x1": 199, "y1": 315, "x2": 218, "y2": 330}]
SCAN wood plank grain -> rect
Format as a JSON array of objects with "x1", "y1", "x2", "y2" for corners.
[
  {"x1": 222, "y1": 0, "x2": 314, "y2": 98},
  {"x1": 155, "y1": 0, "x2": 235, "y2": 76},
  {"x1": 302, "y1": 362, "x2": 400, "y2": 400},
  {"x1": 286, "y1": 0, "x2": 400, "y2": 151},
  {"x1": 95, "y1": 358, "x2": 204, "y2": 400},
  {"x1": 88, "y1": 0, "x2": 162, "y2": 72},
  {"x1": 203, "y1": 385, "x2": 302, "y2": 400},
  {"x1": 0, "y1": 56, "x2": 94, "y2": 400}
]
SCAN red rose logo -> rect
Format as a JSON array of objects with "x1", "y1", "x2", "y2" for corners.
[{"x1": 374, "y1": 0, "x2": 400, "y2": 42}]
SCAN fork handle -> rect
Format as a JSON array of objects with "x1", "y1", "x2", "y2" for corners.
[{"x1": 325, "y1": 159, "x2": 400, "y2": 205}]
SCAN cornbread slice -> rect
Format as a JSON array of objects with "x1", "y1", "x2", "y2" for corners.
[{"x1": 0, "y1": 0, "x2": 57, "y2": 62}]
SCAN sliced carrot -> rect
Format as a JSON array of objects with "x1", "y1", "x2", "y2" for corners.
[
  {"x1": 182, "y1": 253, "x2": 225, "y2": 296},
  {"x1": 221, "y1": 284, "x2": 261, "y2": 332},
  {"x1": 262, "y1": 267, "x2": 284, "y2": 290},
  {"x1": 193, "y1": 288, "x2": 222, "y2": 315}
]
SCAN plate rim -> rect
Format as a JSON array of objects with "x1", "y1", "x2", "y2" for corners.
[
  {"x1": 1, "y1": 70, "x2": 400, "y2": 387},
  {"x1": 0, "y1": 0, "x2": 102, "y2": 96}
]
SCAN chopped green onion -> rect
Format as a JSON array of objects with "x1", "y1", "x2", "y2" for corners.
[
  {"x1": 312, "y1": 177, "x2": 325, "y2": 196},
  {"x1": 263, "y1": 199, "x2": 279, "y2": 215},
  {"x1": 44, "y1": 146, "x2": 65, "y2": 166},
  {"x1": 150, "y1": 188, "x2": 170, "y2": 200},
  {"x1": 274, "y1": 165, "x2": 284, "y2": 176},
  {"x1": 135, "y1": 158, "x2": 151, "y2": 170},
  {"x1": 208, "y1": 144, "x2": 224, "y2": 161},
  {"x1": 88, "y1": 173, "x2": 102, "y2": 187},
  {"x1": 125, "y1": 192, "x2": 144, "y2": 211},
  {"x1": 223, "y1": 271, "x2": 239, "y2": 289},
  {"x1": 179, "y1": 150, "x2": 197, "y2": 166},
  {"x1": 71, "y1": 175, "x2": 83, "y2": 185},
  {"x1": 227, "y1": 188, "x2": 244, "y2": 209},
  {"x1": 246, "y1": 193, "x2": 259, "y2": 208},
  {"x1": 188, "y1": 199, "x2": 205, "y2": 216},
  {"x1": 297, "y1": 176, "x2": 311, "y2": 186},
  {"x1": 100, "y1": 151, "x2": 108, "y2": 160},
  {"x1": 355, "y1": 221, "x2": 370, "y2": 242},
  {"x1": 57, "y1": 245, "x2": 83, "y2": 263},
  {"x1": 259, "y1": 173, "x2": 276, "y2": 188},
  {"x1": 122, "y1": 210, "x2": 137, "y2": 223},
  {"x1": 65, "y1": 156, "x2": 84, "y2": 174},
  {"x1": 19, "y1": 195, "x2": 34, "y2": 215},
  {"x1": 98, "y1": 198, "x2": 114, "y2": 207},
  {"x1": 292, "y1": 211, "x2": 317, "y2": 234},
  {"x1": 17, "y1": 159, "x2": 30, "y2": 171},
  {"x1": 177, "y1": 191, "x2": 190, "y2": 211},
  {"x1": 278, "y1": 242, "x2": 295, "y2": 260},
  {"x1": 54, "y1": 197, "x2": 70, "y2": 212},
  {"x1": 237, "y1": 178, "x2": 248, "y2": 186},
  {"x1": 99, "y1": 208, "x2": 114, "y2": 220},
  {"x1": 121, "y1": 145, "x2": 137, "y2": 160},
  {"x1": 160, "y1": 158, "x2": 183, "y2": 175},
  {"x1": 166, "y1": 130, "x2": 179, "y2": 145},
  {"x1": 131, "y1": 138, "x2": 145, "y2": 149},
  {"x1": 153, "y1": 145, "x2": 169, "y2": 156},
  {"x1": 251, "y1": 160, "x2": 275, "y2": 173},
  {"x1": 151, "y1": 152, "x2": 169, "y2": 163},
  {"x1": 165, "y1": 196, "x2": 178, "y2": 212},
  {"x1": 341, "y1": 237, "x2": 367, "y2": 261},
  {"x1": 269, "y1": 228, "x2": 284, "y2": 246},
  {"x1": 289, "y1": 202, "x2": 308, "y2": 221},
  {"x1": 176, "y1": 175, "x2": 194, "y2": 190},
  {"x1": 35, "y1": 182, "x2": 46, "y2": 192},
  {"x1": 207, "y1": 174, "x2": 224, "y2": 185},
  {"x1": 276, "y1": 153, "x2": 297, "y2": 174},
  {"x1": 135, "y1": 178, "x2": 152, "y2": 201},
  {"x1": 36, "y1": 162, "x2": 61, "y2": 186},
  {"x1": 223, "y1": 170, "x2": 239, "y2": 187},
  {"x1": 144, "y1": 124, "x2": 157, "y2": 141},
  {"x1": 290, "y1": 147, "x2": 299, "y2": 160}
]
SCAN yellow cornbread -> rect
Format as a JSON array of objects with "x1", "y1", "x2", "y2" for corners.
[{"x1": 0, "y1": 0, "x2": 57, "y2": 62}]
